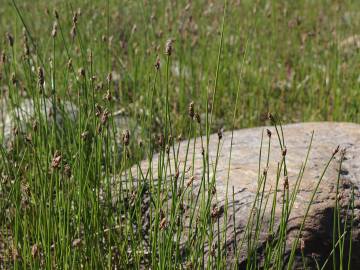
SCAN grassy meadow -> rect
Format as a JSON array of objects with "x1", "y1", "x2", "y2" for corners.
[{"x1": 0, "y1": 0, "x2": 359, "y2": 269}]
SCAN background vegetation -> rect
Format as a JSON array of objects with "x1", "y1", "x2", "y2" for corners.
[{"x1": 0, "y1": 0, "x2": 359, "y2": 269}]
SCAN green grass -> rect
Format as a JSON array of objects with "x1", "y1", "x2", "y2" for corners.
[{"x1": 0, "y1": 0, "x2": 358, "y2": 269}]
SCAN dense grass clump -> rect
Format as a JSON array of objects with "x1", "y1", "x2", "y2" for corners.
[{"x1": 0, "y1": 0, "x2": 358, "y2": 269}]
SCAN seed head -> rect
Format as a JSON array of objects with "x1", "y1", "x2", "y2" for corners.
[
  {"x1": 188, "y1": 102, "x2": 195, "y2": 119},
  {"x1": 67, "y1": 58, "x2": 73, "y2": 70},
  {"x1": 72, "y1": 238, "x2": 81, "y2": 248},
  {"x1": 78, "y1": 68, "x2": 85, "y2": 78},
  {"x1": 194, "y1": 113, "x2": 201, "y2": 124},
  {"x1": 31, "y1": 244, "x2": 39, "y2": 258},
  {"x1": 103, "y1": 90, "x2": 112, "y2": 101},
  {"x1": 81, "y1": 131, "x2": 89, "y2": 141},
  {"x1": 100, "y1": 109, "x2": 110, "y2": 125},
  {"x1": 70, "y1": 25, "x2": 76, "y2": 40},
  {"x1": 95, "y1": 103, "x2": 102, "y2": 117},
  {"x1": 333, "y1": 145, "x2": 340, "y2": 156},
  {"x1": 12, "y1": 246, "x2": 20, "y2": 261},
  {"x1": 155, "y1": 57, "x2": 160, "y2": 70},
  {"x1": 64, "y1": 164, "x2": 71, "y2": 178},
  {"x1": 165, "y1": 39, "x2": 174, "y2": 55},
  {"x1": 186, "y1": 176, "x2": 195, "y2": 188},
  {"x1": 217, "y1": 129, "x2": 223, "y2": 140},
  {"x1": 211, "y1": 205, "x2": 220, "y2": 219},
  {"x1": 158, "y1": 134, "x2": 164, "y2": 147},
  {"x1": 174, "y1": 169, "x2": 180, "y2": 180},
  {"x1": 54, "y1": 9, "x2": 59, "y2": 19},
  {"x1": 38, "y1": 67, "x2": 45, "y2": 87},
  {"x1": 25, "y1": 133, "x2": 32, "y2": 144},
  {"x1": 51, "y1": 22, "x2": 58, "y2": 38},
  {"x1": 284, "y1": 176, "x2": 289, "y2": 190},
  {"x1": 266, "y1": 129, "x2": 271, "y2": 138},
  {"x1": 32, "y1": 120, "x2": 38, "y2": 132},
  {"x1": 340, "y1": 148, "x2": 346, "y2": 159},
  {"x1": 11, "y1": 72, "x2": 17, "y2": 85},
  {"x1": 107, "y1": 72, "x2": 112, "y2": 83},
  {"x1": 159, "y1": 217, "x2": 167, "y2": 230},
  {"x1": 168, "y1": 134, "x2": 173, "y2": 146},
  {"x1": 263, "y1": 166, "x2": 268, "y2": 177},
  {"x1": 300, "y1": 237, "x2": 305, "y2": 252},
  {"x1": 6, "y1": 32, "x2": 14, "y2": 47},
  {"x1": 122, "y1": 129, "x2": 130, "y2": 146},
  {"x1": 268, "y1": 112, "x2": 275, "y2": 123},
  {"x1": 72, "y1": 12, "x2": 78, "y2": 25},
  {"x1": 186, "y1": 261, "x2": 193, "y2": 269},
  {"x1": 23, "y1": 43, "x2": 30, "y2": 57},
  {"x1": 51, "y1": 151, "x2": 62, "y2": 169},
  {"x1": 1, "y1": 51, "x2": 6, "y2": 64}
]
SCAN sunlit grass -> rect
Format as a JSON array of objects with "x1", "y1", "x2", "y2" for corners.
[{"x1": 0, "y1": 0, "x2": 358, "y2": 269}]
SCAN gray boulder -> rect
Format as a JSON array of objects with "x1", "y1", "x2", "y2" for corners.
[
  {"x1": 0, "y1": 98, "x2": 78, "y2": 143},
  {"x1": 129, "y1": 122, "x2": 360, "y2": 268}
]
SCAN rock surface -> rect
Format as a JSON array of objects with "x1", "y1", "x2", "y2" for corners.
[
  {"x1": 0, "y1": 98, "x2": 134, "y2": 149},
  {"x1": 131, "y1": 122, "x2": 360, "y2": 268},
  {"x1": 0, "y1": 98, "x2": 78, "y2": 143}
]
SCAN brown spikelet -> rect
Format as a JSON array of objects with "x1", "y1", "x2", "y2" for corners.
[
  {"x1": 78, "y1": 68, "x2": 85, "y2": 78},
  {"x1": 174, "y1": 169, "x2": 180, "y2": 180},
  {"x1": 300, "y1": 237, "x2": 305, "y2": 253},
  {"x1": 72, "y1": 12, "x2": 78, "y2": 25},
  {"x1": 217, "y1": 129, "x2": 223, "y2": 140},
  {"x1": 158, "y1": 134, "x2": 164, "y2": 147},
  {"x1": 100, "y1": 109, "x2": 110, "y2": 125},
  {"x1": 54, "y1": 9, "x2": 59, "y2": 19},
  {"x1": 67, "y1": 58, "x2": 73, "y2": 70},
  {"x1": 268, "y1": 112, "x2": 275, "y2": 123},
  {"x1": 72, "y1": 238, "x2": 81, "y2": 248},
  {"x1": 95, "y1": 103, "x2": 102, "y2": 117},
  {"x1": 165, "y1": 39, "x2": 174, "y2": 55},
  {"x1": 155, "y1": 57, "x2": 160, "y2": 70},
  {"x1": 51, "y1": 151, "x2": 62, "y2": 169},
  {"x1": 263, "y1": 166, "x2": 268, "y2": 177},
  {"x1": 64, "y1": 164, "x2": 72, "y2": 178},
  {"x1": 211, "y1": 205, "x2": 220, "y2": 219},
  {"x1": 103, "y1": 90, "x2": 112, "y2": 101},
  {"x1": 12, "y1": 246, "x2": 20, "y2": 261},
  {"x1": 38, "y1": 67, "x2": 45, "y2": 87},
  {"x1": 195, "y1": 113, "x2": 201, "y2": 124},
  {"x1": 283, "y1": 176, "x2": 289, "y2": 190},
  {"x1": 188, "y1": 102, "x2": 195, "y2": 119},
  {"x1": 107, "y1": 72, "x2": 112, "y2": 83},
  {"x1": 1, "y1": 51, "x2": 6, "y2": 64},
  {"x1": 11, "y1": 72, "x2": 17, "y2": 85},
  {"x1": 51, "y1": 22, "x2": 58, "y2": 38},
  {"x1": 159, "y1": 217, "x2": 167, "y2": 230},
  {"x1": 122, "y1": 129, "x2": 130, "y2": 146},
  {"x1": 186, "y1": 176, "x2": 195, "y2": 188},
  {"x1": 70, "y1": 25, "x2": 76, "y2": 40},
  {"x1": 32, "y1": 120, "x2": 38, "y2": 132},
  {"x1": 31, "y1": 244, "x2": 39, "y2": 258},
  {"x1": 7, "y1": 32, "x2": 14, "y2": 47}
]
